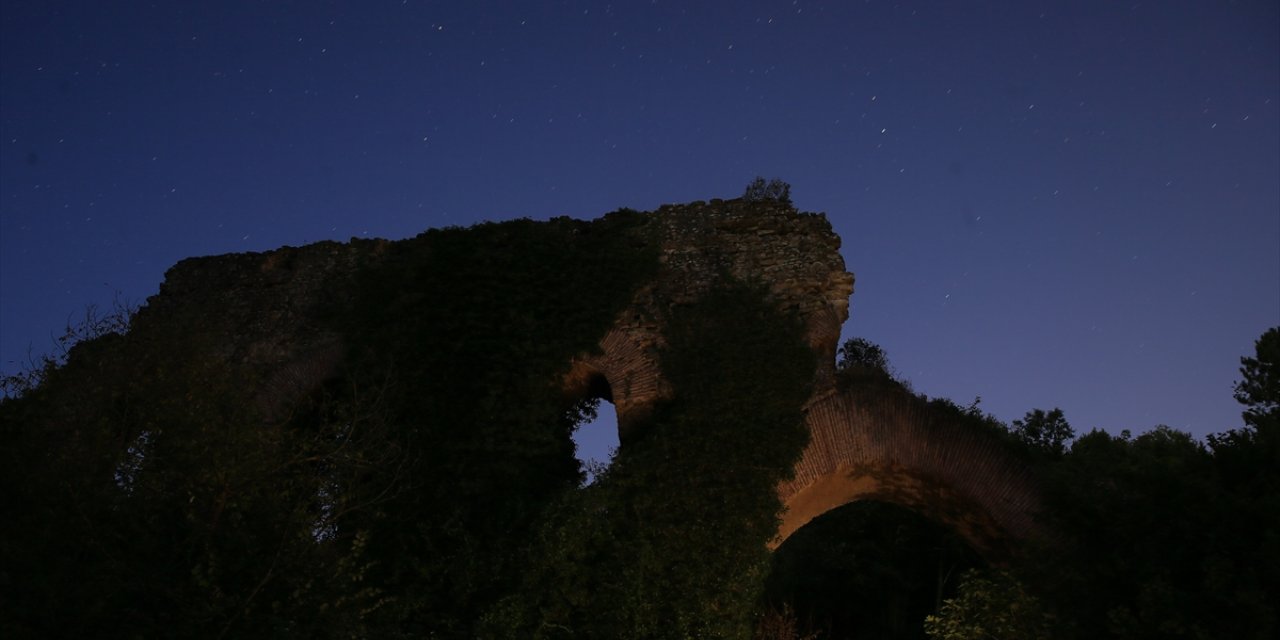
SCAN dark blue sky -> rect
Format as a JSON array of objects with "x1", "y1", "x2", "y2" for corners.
[{"x1": 2, "y1": 1, "x2": 1277, "y2": 465}]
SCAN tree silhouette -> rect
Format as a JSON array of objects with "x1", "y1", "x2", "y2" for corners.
[
  {"x1": 1235, "y1": 326, "x2": 1279, "y2": 434},
  {"x1": 743, "y1": 176, "x2": 792, "y2": 205},
  {"x1": 834, "y1": 337, "x2": 899, "y2": 385},
  {"x1": 1011, "y1": 408, "x2": 1075, "y2": 458}
]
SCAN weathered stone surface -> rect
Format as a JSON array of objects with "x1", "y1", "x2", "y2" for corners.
[
  {"x1": 138, "y1": 239, "x2": 387, "y2": 421},
  {"x1": 564, "y1": 198, "x2": 854, "y2": 434}
]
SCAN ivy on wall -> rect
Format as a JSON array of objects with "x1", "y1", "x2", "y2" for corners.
[
  {"x1": 484, "y1": 280, "x2": 816, "y2": 638},
  {"x1": 1, "y1": 207, "x2": 827, "y2": 638}
]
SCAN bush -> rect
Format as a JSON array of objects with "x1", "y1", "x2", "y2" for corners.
[{"x1": 743, "y1": 177, "x2": 792, "y2": 205}]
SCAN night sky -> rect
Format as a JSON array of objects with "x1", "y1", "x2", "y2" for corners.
[{"x1": 2, "y1": 1, "x2": 1277, "y2": 467}]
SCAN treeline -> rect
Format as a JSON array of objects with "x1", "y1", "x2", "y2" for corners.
[{"x1": 1003, "y1": 329, "x2": 1279, "y2": 640}]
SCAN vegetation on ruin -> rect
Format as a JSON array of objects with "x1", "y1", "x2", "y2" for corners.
[{"x1": 483, "y1": 281, "x2": 816, "y2": 638}]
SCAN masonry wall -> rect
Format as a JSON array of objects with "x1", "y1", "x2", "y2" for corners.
[
  {"x1": 568, "y1": 198, "x2": 854, "y2": 434},
  {"x1": 122, "y1": 197, "x2": 1038, "y2": 552}
]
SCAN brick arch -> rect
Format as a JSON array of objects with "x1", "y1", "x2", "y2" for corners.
[
  {"x1": 562, "y1": 325, "x2": 669, "y2": 440},
  {"x1": 775, "y1": 390, "x2": 1040, "y2": 556}
]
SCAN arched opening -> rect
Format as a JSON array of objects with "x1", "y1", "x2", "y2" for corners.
[
  {"x1": 564, "y1": 367, "x2": 620, "y2": 485},
  {"x1": 763, "y1": 500, "x2": 984, "y2": 640},
  {"x1": 573, "y1": 398, "x2": 619, "y2": 485}
]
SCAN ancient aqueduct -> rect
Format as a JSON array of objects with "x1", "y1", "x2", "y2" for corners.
[{"x1": 151, "y1": 198, "x2": 1040, "y2": 554}]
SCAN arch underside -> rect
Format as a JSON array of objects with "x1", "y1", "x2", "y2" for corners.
[
  {"x1": 561, "y1": 324, "x2": 665, "y2": 441},
  {"x1": 776, "y1": 390, "x2": 1040, "y2": 556},
  {"x1": 775, "y1": 463, "x2": 1010, "y2": 555}
]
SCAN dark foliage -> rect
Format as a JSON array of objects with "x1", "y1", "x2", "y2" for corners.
[
  {"x1": 0, "y1": 210, "x2": 661, "y2": 638},
  {"x1": 923, "y1": 569, "x2": 1057, "y2": 640},
  {"x1": 1, "y1": 326, "x2": 392, "y2": 638},
  {"x1": 1010, "y1": 407, "x2": 1075, "y2": 459},
  {"x1": 835, "y1": 336, "x2": 894, "y2": 382},
  {"x1": 0, "y1": 296, "x2": 137, "y2": 398},
  {"x1": 328, "y1": 210, "x2": 661, "y2": 633},
  {"x1": 1002, "y1": 330, "x2": 1278, "y2": 639},
  {"x1": 1019, "y1": 423, "x2": 1279, "y2": 639},
  {"x1": 485, "y1": 280, "x2": 816, "y2": 638},
  {"x1": 743, "y1": 177, "x2": 793, "y2": 205},
  {"x1": 1235, "y1": 326, "x2": 1279, "y2": 435}
]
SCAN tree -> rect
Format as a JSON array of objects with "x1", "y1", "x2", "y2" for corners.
[
  {"x1": 924, "y1": 570, "x2": 1057, "y2": 640},
  {"x1": 836, "y1": 337, "x2": 893, "y2": 379},
  {"x1": 1212, "y1": 325, "x2": 1280, "y2": 497},
  {"x1": 1, "y1": 298, "x2": 137, "y2": 399},
  {"x1": 1026, "y1": 424, "x2": 1279, "y2": 640},
  {"x1": 1011, "y1": 408, "x2": 1074, "y2": 458},
  {"x1": 743, "y1": 177, "x2": 793, "y2": 205},
  {"x1": 1235, "y1": 326, "x2": 1279, "y2": 434}
]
